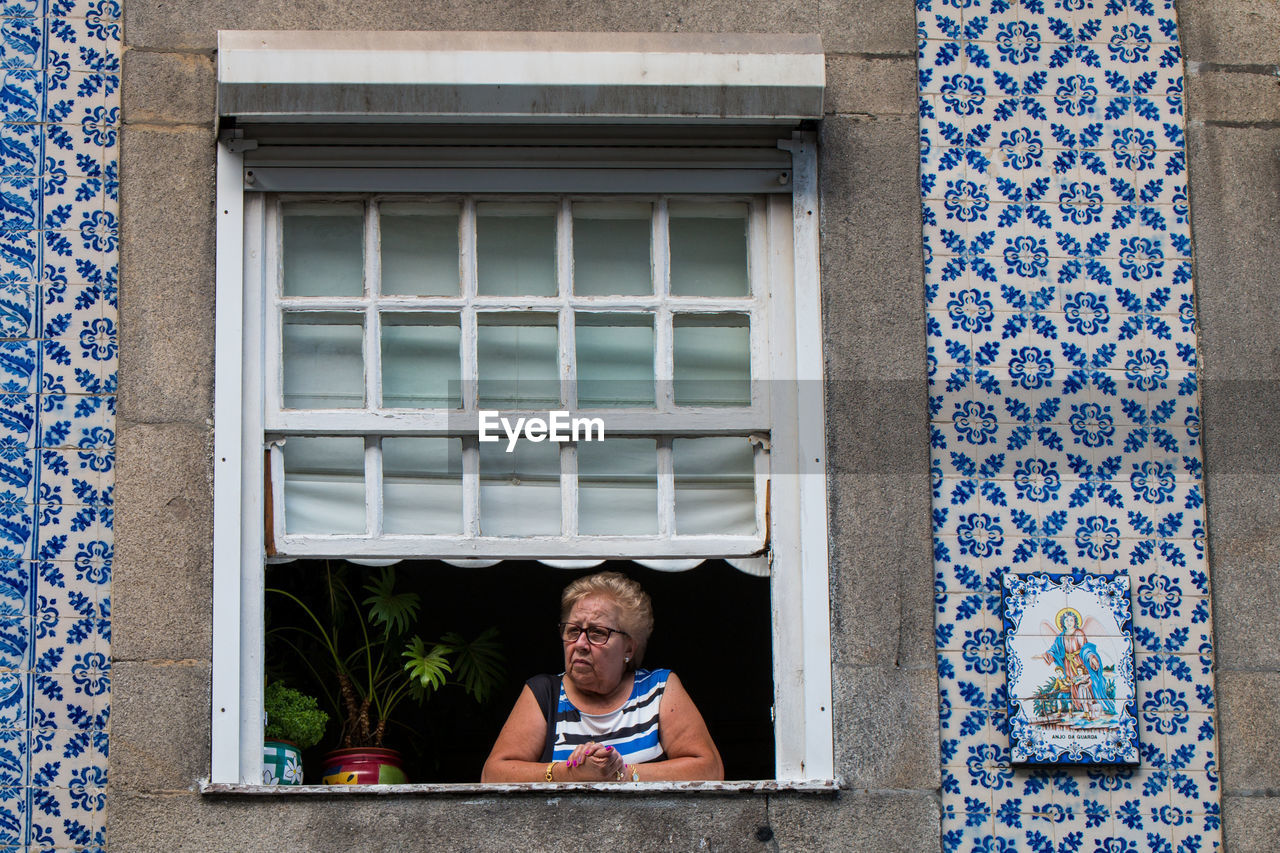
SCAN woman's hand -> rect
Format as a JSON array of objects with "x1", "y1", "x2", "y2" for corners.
[{"x1": 562, "y1": 741, "x2": 625, "y2": 781}]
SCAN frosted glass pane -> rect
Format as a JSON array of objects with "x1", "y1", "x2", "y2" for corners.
[
  {"x1": 673, "y1": 436, "x2": 755, "y2": 535},
  {"x1": 578, "y1": 439, "x2": 657, "y2": 535},
  {"x1": 669, "y1": 203, "x2": 749, "y2": 297},
  {"x1": 283, "y1": 203, "x2": 364, "y2": 297},
  {"x1": 477, "y1": 203, "x2": 556, "y2": 296},
  {"x1": 381, "y1": 320, "x2": 461, "y2": 408},
  {"x1": 283, "y1": 436, "x2": 365, "y2": 534},
  {"x1": 383, "y1": 438, "x2": 463, "y2": 534},
  {"x1": 477, "y1": 317, "x2": 559, "y2": 408},
  {"x1": 573, "y1": 203, "x2": 651, "y2": 296},
  {"x1": 282, "y1": 317, "x2": 364, "y2": 408},
  {"x1": 380, "y1": 204, "x2": 459, "y2": 296},
  {"x1": 673, "y1": 314, "x2": 750, "y2": 406},
  {"x1": 480, "y1": 440, "x2": 560, "y2": 536},
  {"x1": 575, "y1": 315, "x2": 654, "y2": 407}
]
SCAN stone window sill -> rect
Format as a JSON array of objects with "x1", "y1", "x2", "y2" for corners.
[{"x1": 200, "y1": 779, "x2": 838, "y2": 796}]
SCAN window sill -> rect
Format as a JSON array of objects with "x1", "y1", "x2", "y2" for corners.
[{"x1": 201, "y1": 779, "x2": 838, "y2": 796}]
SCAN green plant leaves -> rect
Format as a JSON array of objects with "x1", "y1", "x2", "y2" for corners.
[
  {"x1": 263, "y1": 681, "x2": 330, "y2": 749},
  {"x1": 403, "y1": 636, "x2": 453, "y2": 692},
  {"x1": 363, "y1": 567, "x2": 421, "y2": 636},
  {"x1": 441, "y1": 627, "x2": 506, "y2": 703}
]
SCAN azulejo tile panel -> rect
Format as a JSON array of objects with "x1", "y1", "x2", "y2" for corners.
[
  {"x1": 0, "y1": 1, "x2": 117, "y2": 849},
  {"x1": 918, "y1": 0, "x2": 1220, "y2": 849},
  {"x1": 1002, "y1": 572, "x2": 1138, "y2": 765}
]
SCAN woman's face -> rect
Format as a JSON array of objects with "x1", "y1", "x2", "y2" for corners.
[{"x1": 562, "y1": 593, "x2": 636, "y2": 696}]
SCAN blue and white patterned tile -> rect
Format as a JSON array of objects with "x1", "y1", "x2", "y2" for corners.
[
  {"x1": 30, "y1": 724, "x2": 105, "y2": 787},
  {"x1": 0, "y1": 616, "x2": 28, "y2": 673},
  {"x1": 46, "y1": 12, "x2": 119, "y2": 58},
  {"x1": 940, "y1": 650, "x2": 1005, "y2": 713},
  {"x1": 923, "y1": 0, "x2": 1214, "y2": 837},
  {"x1": 0, "y1": 675, "x2": 25, "y2": 729},
  {"x1": 938, "y1": 589, "x2": 1003, "y2": 637},
  {"x1": 32, "y1": 562, "x2": 106, "y2": 622},
  {"x1": 32, "y1": 614, "x2": 102, "y2": 675},
  {"x1": 27, "y1": 781, "x2": 105, "y2": 849},
  {"x1": 36, "y1": 354, "x2": 110, "y2": 415},
  {"x1": 29, "y1": 673, "x2": 105, "y2": 742}
]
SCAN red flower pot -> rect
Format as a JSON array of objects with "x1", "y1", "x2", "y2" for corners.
[{"x1": 321, "y1": 747, "x2": 409, "y2": 785}]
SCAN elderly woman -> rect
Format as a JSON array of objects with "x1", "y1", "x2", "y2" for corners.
[{"x1": 482, "y1": 571, "x2": 723, "y2": 782}]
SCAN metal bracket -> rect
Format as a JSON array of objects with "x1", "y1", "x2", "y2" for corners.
[{"x1": 219, "y1": 128, "x2": 259, "y2": 153}]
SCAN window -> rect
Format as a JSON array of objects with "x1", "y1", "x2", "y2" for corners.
[
  {"x1": 264, "y1": 195, "x2": 769, "y2": 558},
  {"x1": 210, "y1": 30, "x2": 831, "y2": 788}
]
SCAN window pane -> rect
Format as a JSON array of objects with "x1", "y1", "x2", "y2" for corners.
[
  {"x1": 383, "y1": 438, "x2": 463, "y2": 534},
  {"x1": 283, "y1": 436, "x2": 365, "y2": 535},
  {"x1": 575, "y1": 314, "x2": 654, "y2": 407},
  {"x1": 573, "y1": 202, "x2": 652, "y2": 296},
  {"x1": 673, "y1": 436, "x2": 755, "y2": 535},
  {"x1": 669, "y1": 202, "x2": 748, "y2": 297},
  {"x1": 479, "y1": 440, "x2": 560, "y2": 536},
  {"x1": 476, "y1": 202, "x2": 557, "y2": 296},
  {"x1": 578, "y1": 438, "x2": 657, "y2": 535},
  {"x1": 673, "y1": 313, "x2": 750, "y2": 406},
  {"x1": 381, "y1": 317, "x2": 461, "y2": 408},
  {"x1": 283, "y1": 202, "x2": 364, "y2": 297},
  {"x1": 380, "y1": 203, "x2": 460, "y2": 296},
  {"x1": 477, "y1": 315, "x2": 559, "y2": 408},
  {"x1": 282, "y1": 315, "x2": 364, "y2": 408}
]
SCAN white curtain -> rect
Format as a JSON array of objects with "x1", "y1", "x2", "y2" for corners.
[
  {"x1": 281, "y1": 435, "x2": 759, "y2": 561},
  {"x1": 278, "y1": 202, "x2": 763, "y2": 575}
]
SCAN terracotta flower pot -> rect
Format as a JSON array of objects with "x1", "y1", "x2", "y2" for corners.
[
  {"x1": 321, "y1": 747, "x2": 409, "y2": 785},
  {"x1": 263, "y1": 740, "x2": 305, "y2": 785}
]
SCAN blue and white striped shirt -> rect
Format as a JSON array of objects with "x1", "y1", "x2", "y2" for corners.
[{"x1": 550, "y1": 668, "x2": 669, "y2": 764}]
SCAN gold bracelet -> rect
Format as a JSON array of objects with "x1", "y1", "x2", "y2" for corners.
[{"x1": 545, "y1": 761, "x2": 557, "y2": 782}]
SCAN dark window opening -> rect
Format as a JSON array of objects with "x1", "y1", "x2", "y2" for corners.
[{"x1": 265, "y1": 559, "x2": 774, "y2": 782}]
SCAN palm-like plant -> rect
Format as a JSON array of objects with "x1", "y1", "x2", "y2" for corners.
[{"x1": 267, "y1": 563, "x2": 504, "y2": 749}]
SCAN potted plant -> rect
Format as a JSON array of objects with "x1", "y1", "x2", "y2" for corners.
[
  {"x1": 262, "y1": 681, "x2": 329, "y2": 785},
  {"x1": 267, "y1": 563, "x2": 504, "y2": 784}
]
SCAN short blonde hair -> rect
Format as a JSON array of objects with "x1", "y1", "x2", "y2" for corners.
[{"x1": 560, "y1": 571, "x2": 654, "y2": 669}]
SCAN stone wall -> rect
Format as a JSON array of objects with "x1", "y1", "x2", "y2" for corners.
[
  {"x1": 1180, "y1": 0, "x2": 1280, "y2": 850},
  {"x1": 111, "y1": 2, "x2": 939, "y2": 850},
  {"x1": 88, "y1": 1, "x2": 1280, "y2": 851}
]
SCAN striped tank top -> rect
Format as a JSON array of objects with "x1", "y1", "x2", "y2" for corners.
[{"x1": 550, "y1": 668, "x2": 669, "y2": 764}]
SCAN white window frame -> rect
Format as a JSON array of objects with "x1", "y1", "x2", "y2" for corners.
[{"x1": 210, "y1": 31, "x2": 831, "y2": 789}]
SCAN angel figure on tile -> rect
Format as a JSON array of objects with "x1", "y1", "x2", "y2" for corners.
[{"x1": 1038, "y1": 607, "x2": 1115, "y2": 722}]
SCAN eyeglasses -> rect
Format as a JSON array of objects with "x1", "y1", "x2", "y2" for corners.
[{"x1": 558, "y1": 622, "x2": 630, "y2": 646}]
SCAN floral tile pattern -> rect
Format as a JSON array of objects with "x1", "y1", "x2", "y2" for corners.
[
  {"x1": 919, "y1": 0, "x2": 1220, "y2": 848},
  {"x1": 0, "y1": 0, "x2": 117, "y2": 848}
]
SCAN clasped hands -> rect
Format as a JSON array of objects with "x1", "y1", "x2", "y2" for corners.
[{"x1": 557, "y1": 741, "x2": 628, "y2": 782}]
